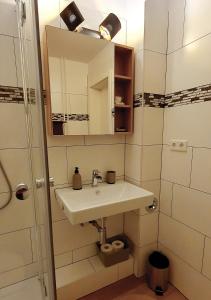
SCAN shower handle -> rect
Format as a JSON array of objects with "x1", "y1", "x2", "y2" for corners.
[{"x1": 15, "y1": 183, "x2": 29, "y2": 200}]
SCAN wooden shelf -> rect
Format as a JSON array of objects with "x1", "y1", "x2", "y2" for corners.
[
  {"x1": 114, "y1": 44, "x2": 134, "y2": 134},
  {"x1": 115, "y1": 75, "x2": 132, "y2": 81}
]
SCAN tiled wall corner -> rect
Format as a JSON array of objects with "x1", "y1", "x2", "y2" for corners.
[
  {"x1": 159, "y1": 243, "x2": 211, "y2": 300},
  {"x1": 159, "y1": 1, "x2": 211, "y2": 297}
]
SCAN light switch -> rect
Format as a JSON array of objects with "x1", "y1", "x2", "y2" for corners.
[{"x1": 170, "y1": 139, "x2": 188, "y2": 152}]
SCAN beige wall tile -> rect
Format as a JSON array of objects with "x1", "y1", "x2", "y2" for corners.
[
  {"x1": 159, "y1": 214, "x2": 204, "y2": 271},
  {"x1": 48, "y1": 147, "x2": 68, "y2": 185},
  {"x1": 202, "y1": 237, "x2": 211, "y2": 280},
  {"x1": 118, "y1": 255, "x2": 134, "y2": 280},
  {"x1": 0, "y1": 276, "x2": 43, "y2": 299},
  {"x1": 106, "y1": 214, "x2": 124, "y2": 238},
  {"x1": 126, "y1": 107, "x2": 144, "y2": 146},
  {"x1": 85, "y1": 135, "x2": 125, "y2": 145},
  {"x1": 52, "y1": 220, "x2": 98, "y2": 255},
  {"x1": 167, "y1": 0, "x2": 185, "y2": 53},
  {"x1": 166, "y1": 35, "x2": 211, "y2": 93},
  {"x1": 124, "y1": 211, "x2": 140, "y2": 246},
  {"x1": 73, "y1": 244, "x2": 97, "y2": 263},
  {"x1": 139, "y1": 180, "x2": 160, "y2": 215},
  {"x1": 50, "y1": 185, "x2": 67, "y2": 222},
  {"x1": 0, "y1": 229, "x2": 33, "y2": 273},
  {"x1": 134, "y1": 50, "x2": 144, "y2": 94},
  {"x1": 125, "y1": 144, "x2": 142, "y2": 182},
  {"x1": 55, "y1": 251, "x2": 73, "y2": 269},
  {"x1": 142, "y1": 145, "x2": 162, "y2": 181},
  {"x1": 0, "y1": 193, "x2": 34, "y2": 235},
  {"x1": 191, "y1": 148, "x2": 211, "y2": 194},
  {"x1": 140, "y1": 180, "x2": 161, "y2": 200},
  {"x1": 0, "y1": 149, "x2": 31, "y2": 194},
  {"x1": 184, "y1": 0, "x2": 211, "y2": 45},
  {"x1": 161, "y1": 145, "x2": 192, "y2": 186},
  {"x1": 144, "y1": 0, "x2": 168, "y2": 54},
  {"x1": 56, "y1": 259, "x2": 94, "y2": 288},
  {"x1": 139, "y1": 213, "x2": 158, "y2": 247},
  {"x1": 57, "y1": 257, "x2": 118, "y2": 299},
  {"x1": 0, "y1": 36, "x2": 17, "y2": 86},
  {"x1": 133, "y1": 243, "x2": 158, "y2": 277},
  {"x1": 0, "y1": 0, "x2": 18, "y2": 37},
  {"x1": 0, "y1": 104, "x2": 27, "y2": 149},
  {"x1": 142, "y1": 107, "x2": 164, "y2": 145},
  {"x1": 125, "y1": 211, "x2": 158, "y2": 248},
  {"x1": 0, "y1": 262, "x2": 38, "y2": 289},
  {"x1": 163, "y1": 102, "x2": 211, "y2": 148},
  {"x1": 173, "y1": 185, "x2": 211, "y2": 237},
  {"x1": 160, "y1": 180, "x2": 173, "y2": 216},
  {"x1": 47, "y1": 135, "x2": 84, "y2": 147},
  {"x1": 144, "y1": 50, "x2": 166, "y2": 94},
  {"x1": 67, "y1": 144, "x2": 124, "y2": 183},
  {"x1": 159, "y1": 244, "x2": 211, "y2": 300}
]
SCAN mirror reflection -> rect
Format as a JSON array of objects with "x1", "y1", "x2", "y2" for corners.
[{"x1": 44, "y1": 26, "x2": 114, "y2": 135}]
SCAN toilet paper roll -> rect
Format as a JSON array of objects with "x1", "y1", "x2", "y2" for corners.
[
  {"x1": 100, "y1": 243, "x2": 113, "y2": 255},
  {"x1": 112, "y1": 240, "x2": 124, "y2": 252}
]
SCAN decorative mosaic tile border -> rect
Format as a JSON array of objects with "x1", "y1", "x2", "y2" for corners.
[
  {"x1": 134, "y1": 83, "x2": 211, "y2": 108},
  {"x1": 165, "y1": 84, "x2": 211, "y2": 107},
  {"x1": 0, "y1": 85, "x2": 24, "y2": 103},
  {"x1": 52, "y1": 113, "x2": 89, "y2": 122},
  {"x1": 0, "y1": 85, "x2": 37, "y2": 104},
  {"x1": 2, "y1": 83, "x2": 211, "y2": 109},
  {"x1": 144, "y1": 93, "x2": 165, "y2": 108},
  {"x1": 134, "y1": 93, "x2": 143, "y2": 107}
]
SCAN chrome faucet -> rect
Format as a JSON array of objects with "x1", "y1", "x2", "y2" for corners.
[{"x1": 92, "y1": 169, "x2": 103, "y2": 186}]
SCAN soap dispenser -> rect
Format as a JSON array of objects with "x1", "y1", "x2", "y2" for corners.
[{"x1": 72, "y1": 167, "x2": 82, "y2": 190}]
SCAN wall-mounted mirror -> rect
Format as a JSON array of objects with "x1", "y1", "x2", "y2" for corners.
[
  {"x1": 44, "y1": 26, "x2": 134, "y2": 136},
  {"x1": 44, "y1": 25, "x2": 115, "y2": 135}
]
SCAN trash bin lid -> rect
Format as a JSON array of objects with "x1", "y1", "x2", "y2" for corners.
[{"x1": 149, "y1": 251, "x2": 169, "y2": 269}]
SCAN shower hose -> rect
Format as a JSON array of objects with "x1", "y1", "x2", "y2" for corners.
[{"x1": 0, "y1": 160, "x2": 13, "y2": 209}]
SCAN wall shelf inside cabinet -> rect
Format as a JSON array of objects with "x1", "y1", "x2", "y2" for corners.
[{"x1": 114, "y1": 44, "x2": 134, "y2": 134}]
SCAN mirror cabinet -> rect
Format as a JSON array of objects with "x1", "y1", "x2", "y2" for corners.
[{"x1": 44, "y1": 26, "x2": 134, "y2": 136}]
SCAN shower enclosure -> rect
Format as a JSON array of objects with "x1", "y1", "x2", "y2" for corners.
[{"x1": 0, "y1": 0, "x2": 56, "y2": 299}]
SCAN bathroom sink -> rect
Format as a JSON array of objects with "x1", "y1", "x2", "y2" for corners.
[{"x1": 55, "y1": 181, "x2": 154, "y2": 225}]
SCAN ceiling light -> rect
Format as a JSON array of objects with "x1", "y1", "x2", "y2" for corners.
[
  {"x1": 60, "y1": 1, "x2": 84, "y2": 31},
  {"x1": 99, "y1": 13, "x2": 121, "y2": 41}
]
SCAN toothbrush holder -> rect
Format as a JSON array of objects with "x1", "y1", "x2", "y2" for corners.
[{"x1": 106, "y1": 171, "x2": 116, "y2": 184}]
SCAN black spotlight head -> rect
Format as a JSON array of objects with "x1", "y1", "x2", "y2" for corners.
[
  {"x1": 99, "y1": 13, "x2": 121, "y2": 41},
  {"x1": 60, "y1": 1, "x2": 84, "y2": 31}
]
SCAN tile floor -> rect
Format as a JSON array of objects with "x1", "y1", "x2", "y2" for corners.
[{"x1": 80, "y1": 276, "x2": 187, "y2": 300}]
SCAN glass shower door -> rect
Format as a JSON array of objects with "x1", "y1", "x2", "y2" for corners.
[{"x1": 15, "y1": 0, "x2": 57, "y2": 299}]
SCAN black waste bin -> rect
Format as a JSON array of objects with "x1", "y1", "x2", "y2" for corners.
[{"x1": 147, "y1": 251, "x2": 170, "y2": 296}]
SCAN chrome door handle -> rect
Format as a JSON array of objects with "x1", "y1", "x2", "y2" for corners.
[{"x1": 15, "y1": 183, "x2": 29, "y2": 200}]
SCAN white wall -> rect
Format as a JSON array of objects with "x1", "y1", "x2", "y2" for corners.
[
  {"x1": 124, "y1": 0, "x2": 166, "y2": 277},
  {"x1": 160, "y1": 1, "x2": 211, "y2": 299},
  {"x1": 166, "y1": 0, "x2": 211, "y2": 93}
]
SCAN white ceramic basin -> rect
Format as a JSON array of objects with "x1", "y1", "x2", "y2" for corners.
[{"x1": 55, "y1": 181, "x2": 154, "y2": 225}]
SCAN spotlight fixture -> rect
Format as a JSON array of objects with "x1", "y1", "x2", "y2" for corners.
[
  {"x1": 99, "y1": 13, "x2": 121, "y2": 41},
  {"x1": 60, "y1": 1, "x2": 84, "y2": 31}
]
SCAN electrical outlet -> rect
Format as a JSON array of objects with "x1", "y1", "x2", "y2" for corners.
[{"x1": 170, "y1": 139, "x2": 188, "y2": 152}]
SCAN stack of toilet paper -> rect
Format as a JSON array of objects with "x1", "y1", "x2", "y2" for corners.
[{"x1": 100, "y1": 240, "x2": 124, "y2": 255}]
